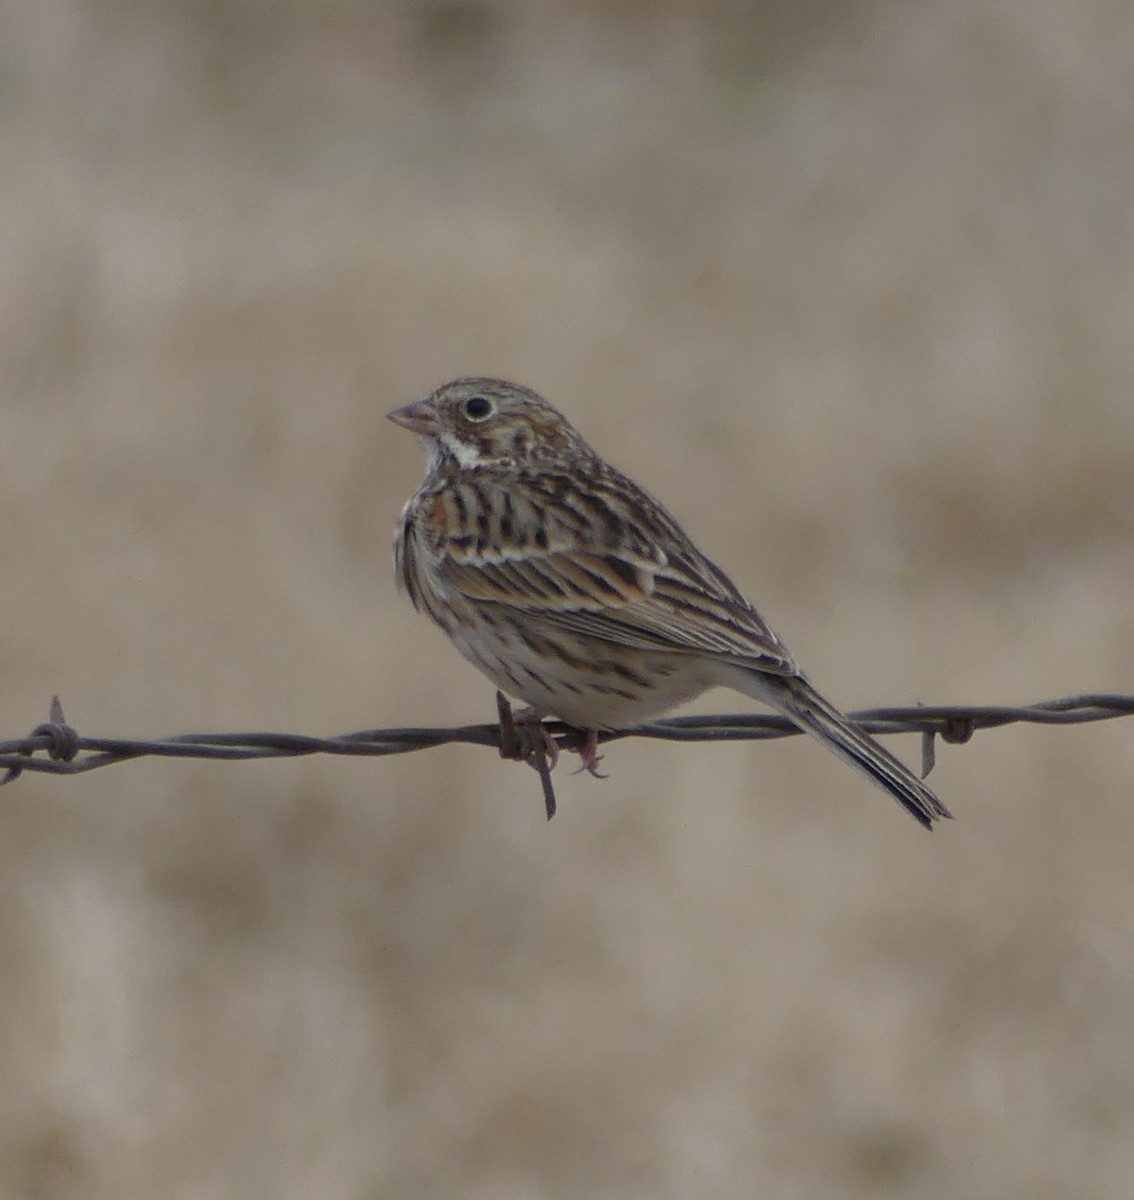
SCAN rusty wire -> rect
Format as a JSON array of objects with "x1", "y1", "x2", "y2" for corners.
[{"x1": 1, "y1": 692, "x2": 1131, "y2": 819}]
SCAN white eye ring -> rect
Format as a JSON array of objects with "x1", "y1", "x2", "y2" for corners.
[{"x1": 463, "y1": 395, "x2": 494, "y2": 421}]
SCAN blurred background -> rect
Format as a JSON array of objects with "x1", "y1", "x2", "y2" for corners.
[{"x1": 2, "y1": 0, "x2": 1134, "y2": 1195}]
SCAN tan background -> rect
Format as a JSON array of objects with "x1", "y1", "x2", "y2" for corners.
[{"x1": 3, "y1": 1, "x2": 1134, "y2": 1196}]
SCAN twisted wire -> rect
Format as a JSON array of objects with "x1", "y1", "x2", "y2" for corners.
[{"x1": 3, "y1": 692, "x2": 1130, "y2": 816}]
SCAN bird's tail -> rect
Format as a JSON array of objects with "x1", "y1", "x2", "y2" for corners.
[{"x1": 734, "y1": 669, "x2": 953, "y2": 829}]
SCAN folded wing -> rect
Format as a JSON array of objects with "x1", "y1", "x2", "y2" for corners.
[{"x1": 432, "y1": 468, "x2": 797, "y2": 676}]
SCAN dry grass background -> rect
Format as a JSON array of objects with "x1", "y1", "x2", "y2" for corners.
[{"x1": 2, "y1": 0, "x2": 1134, "y2": 1195}]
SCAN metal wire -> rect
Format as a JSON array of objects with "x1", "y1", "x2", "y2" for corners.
[{"x1": 2, "y1": 692, "x2": 1131, "y2": 817}]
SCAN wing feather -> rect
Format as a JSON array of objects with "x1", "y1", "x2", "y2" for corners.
[{"x1": 423, "y1": 465, "x2": 795, "y2": 674}]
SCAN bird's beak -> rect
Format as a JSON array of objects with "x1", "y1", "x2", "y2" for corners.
[{"x1": 388, "y1": 398, "x2": 442, "y2": 436}]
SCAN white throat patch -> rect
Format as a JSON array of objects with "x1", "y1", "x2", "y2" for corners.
[{"x1": 440, "y1": 430, "x2": 487, "y2": 469}]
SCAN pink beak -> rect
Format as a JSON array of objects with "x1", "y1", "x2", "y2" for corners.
[{"x1": 388, "y1": 398, "x2": 442, "y2": 436}]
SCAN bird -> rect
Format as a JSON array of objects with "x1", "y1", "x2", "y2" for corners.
[{"x1": 389, "y1": 377, "x2": 951, "y2": 828}]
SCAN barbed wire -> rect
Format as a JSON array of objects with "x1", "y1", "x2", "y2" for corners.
[{"x1": 1, "y1": 692, "x2": 1130, "y2": 819}]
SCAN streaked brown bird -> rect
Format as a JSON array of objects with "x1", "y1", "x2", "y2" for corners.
[{"x1": 389, "y1": 377, "x2": 951, "y2": 828}]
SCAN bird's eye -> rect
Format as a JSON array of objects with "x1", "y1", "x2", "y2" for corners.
[{"x1": 463, "y1": 395, "x2": 494, "y2": 421}]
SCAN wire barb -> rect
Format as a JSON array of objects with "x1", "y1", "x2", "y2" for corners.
[
  {"x1": 1, "y1": 695, "x2": 79, "y2": 786},
  {"x1": 2, "y1": 693, "x2": 1132, "y2": 817},
  {"x1": 496, "y1": 690, "x2": 558, "y2": 818}
]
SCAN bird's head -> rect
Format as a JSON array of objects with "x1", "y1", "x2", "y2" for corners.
[{"x1": 388, "y1": 377, "x2": 591, "y2": 472}]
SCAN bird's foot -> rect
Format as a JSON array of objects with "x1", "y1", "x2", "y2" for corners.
[{"x1": 569, "y1": 726, "x2": 607, "y2": 778}]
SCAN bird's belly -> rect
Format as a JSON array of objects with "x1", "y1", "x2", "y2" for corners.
[{"x1": 448, "y1": 619, "x2": 713, "y2": 729}]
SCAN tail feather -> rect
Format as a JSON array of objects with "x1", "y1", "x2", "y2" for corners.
[{"x1": 734, "y1": 670, "x2": 952, "y2": 829}]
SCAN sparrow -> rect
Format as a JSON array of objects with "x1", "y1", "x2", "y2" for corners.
[{"x1": 390, "y1": 377, "x2": 950, "y2": 828}]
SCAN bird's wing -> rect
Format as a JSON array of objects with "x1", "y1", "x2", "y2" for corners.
[{"x1": 427, "y1": 468, "x2": 796, "y2": 675}]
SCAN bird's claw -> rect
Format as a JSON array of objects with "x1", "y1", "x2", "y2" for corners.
[{"x1": 569, "y1": 727, "x2": 607, "y2": 778}]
